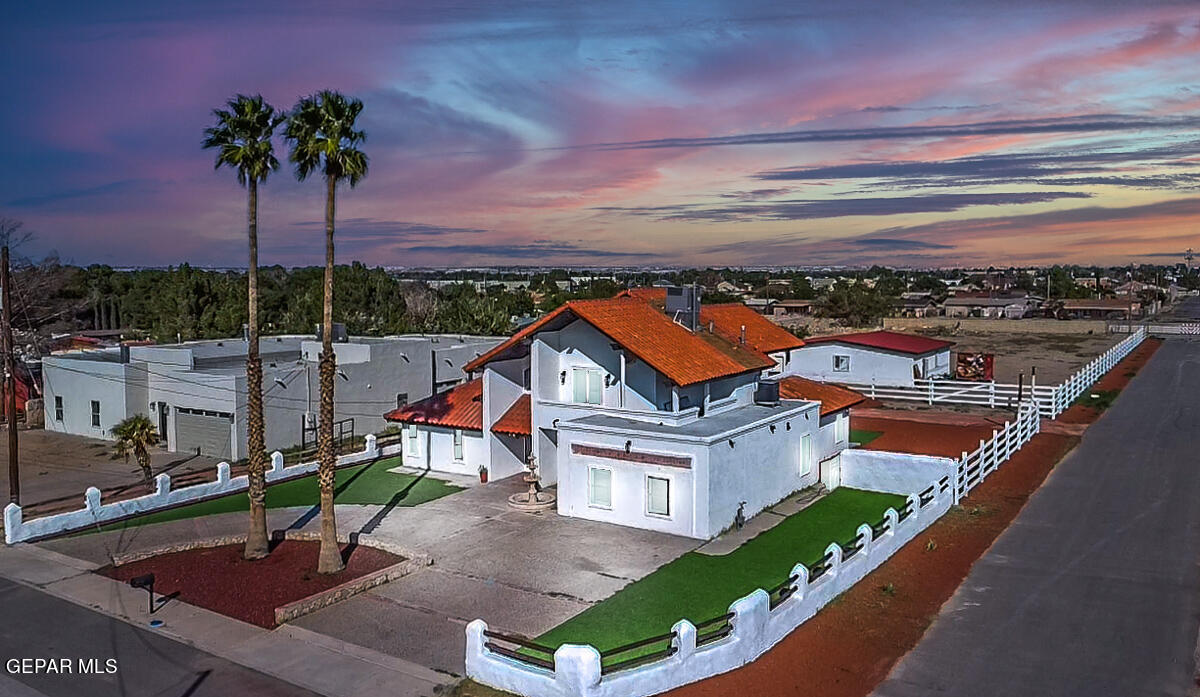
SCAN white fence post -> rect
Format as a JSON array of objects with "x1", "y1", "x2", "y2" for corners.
[{"x1": 553, "y1": 644, "x2": 601, "y2": 696}]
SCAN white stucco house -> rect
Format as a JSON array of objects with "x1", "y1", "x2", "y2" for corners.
[
  {"x1": 788, "y1": 330, "x2": 954, "y2": 388},
  {"x1": 387, "y1": 287, "x2": 868, "y2": 539}
]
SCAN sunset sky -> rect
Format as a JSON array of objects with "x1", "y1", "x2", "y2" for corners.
[{"x1": 3, "y1": 1, "x2": 1199, "y2": 269}]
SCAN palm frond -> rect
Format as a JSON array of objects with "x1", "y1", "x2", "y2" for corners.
[{"x1": 202, "y1": 94, "x2": 284, "y2": 187}]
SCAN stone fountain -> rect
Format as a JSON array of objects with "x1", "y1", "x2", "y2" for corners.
[{"x1": 507, "y1": 454, "x2": 556, "y2": 511}]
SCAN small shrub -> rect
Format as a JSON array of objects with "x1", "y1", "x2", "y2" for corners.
[
  {"x1": 880, "y1": 582, "x2": 896, "y2": 596},
  {"x1": 925, "y1": 539, "x2": 938, "y2": 552}
]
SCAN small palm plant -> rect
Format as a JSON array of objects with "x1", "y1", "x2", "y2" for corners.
[
  {"x1": 111, "y1": 415, "x2": 159, "y2": 489},
  {"x1": 284, "y1": 90, "x2": 368, "y2": 574}
]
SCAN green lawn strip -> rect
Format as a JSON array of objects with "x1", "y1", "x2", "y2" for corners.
[
  {"x1": 534, "y1": 488, "x2": 906, "y2": 665},
  {"x1": 850, "y1": 429, "x2": 883, "y2": 445},
  {"x1": 88, "y1": 456, "x2": 461, "y2": 533},
  {"x1": 1073, "y1": 388, "x2": 1120, "y2": 413}
]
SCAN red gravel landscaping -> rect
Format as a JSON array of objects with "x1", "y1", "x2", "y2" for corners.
[
  {"x1": 853, "y1": 413, "x2": 1000, "y2": 458},
  {"x1": 99, "y1": 540, "x2": 403, "y2": 628}
]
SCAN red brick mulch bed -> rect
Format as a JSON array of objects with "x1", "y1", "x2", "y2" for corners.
[
  {"x1": 99, "y1": 540, "x2": 403, "y2": 628},
  {"x1": 853, "y1": 414, "x2": 999, "y2": 458}
]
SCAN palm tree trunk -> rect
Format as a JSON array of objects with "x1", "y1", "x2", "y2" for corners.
[
  {"x1": 245, "y1": 178, "x2": 270, "y2": 560},
  {"x1": 137, "y1": 446, "x2": 153, "y2": 489},
  {"x1": 317, "y1": 173, "x2": 344, "y2": 574}
]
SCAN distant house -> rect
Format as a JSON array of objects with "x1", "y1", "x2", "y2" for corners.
[
  {"x1": 789, "y1": 330, "x2": 954, "y2": 387},
  {"x1": 895, "y1": 295, "x2": 940, "y2": 318},
  {"x1": 1057, "y1": 298, "x2": 1140, "y2": 320},
  {"x1": 809, "y1": 277, "x2": 838, "y2": 291},
  {"x1": 942, "y1": 295, "x2": 1037, "y2": 319},
  {"x1": 772, "y1": 299, "x2": 814, "y2": 318},
  {"x1": 743, "y1": 297, "x2": 776, "y2": 314}
]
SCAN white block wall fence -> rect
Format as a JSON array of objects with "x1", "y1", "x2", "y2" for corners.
[
  {"x1": 3, "y1": 434, "x2": 403, "y2": 544},
  {"x1": 467, "y1": 481, "x2": 953, "y2": 697},
  {"x1": 841, "y1": 327, "x2": 1146, "y2": 418}
]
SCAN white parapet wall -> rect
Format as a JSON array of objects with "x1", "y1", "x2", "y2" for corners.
[
  {"x1": 465, "y1": 477, "x2": 953, "y2": 697},
  {"x1": 839, "y1": 449, "x2": 958, "y2": 497},
  {"x1": 4, "y1": 434, "x2": 402, "y2": 544}
]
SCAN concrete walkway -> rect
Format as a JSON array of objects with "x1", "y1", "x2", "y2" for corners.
[{"x1": 872, "y1": 338, "x2": 1200, "y2": 697}]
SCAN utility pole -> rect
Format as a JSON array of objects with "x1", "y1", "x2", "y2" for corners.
[{"x1": 3, "y1": 246, "x2": 18, "y2": 505}]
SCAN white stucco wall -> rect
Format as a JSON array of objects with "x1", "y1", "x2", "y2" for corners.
[
  {"x1": 483, "y1": 357, "x2": 530, "y2": 481},
  {"x1": 403, "y1": 423, "x2": 486, "y2": 477},
  {"x1": 838, "y1": 448, "x2": 957, "y2": 496},
  {"x1": 42, "y1": 356, "x2": 131, "y2": 439},
  {"x1": 704, "y1": 403, "x2": 821, "y2": 536},
  {"x1": 789, "y1": 344, "x2": 950, "y2": 387}
]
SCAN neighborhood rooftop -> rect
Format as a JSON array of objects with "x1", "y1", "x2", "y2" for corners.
[{"x1": 803, "y1": 330, "x2": 955, "y2": 356}]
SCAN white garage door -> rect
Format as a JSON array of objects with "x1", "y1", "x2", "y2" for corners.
[{"x1": 175, "y1": 408, "x2": 234, "y2": 460}]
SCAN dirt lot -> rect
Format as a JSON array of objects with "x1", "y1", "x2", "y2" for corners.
[
  {"x1": 853, "y1": 413, "x2": 1000, "y2": 459},
  {"x1": 928, "y1": 330, "x2": 1118, "y2": 384},
  {"x1": 1, "y1": 429, "x2": 221, "y2": 510}
]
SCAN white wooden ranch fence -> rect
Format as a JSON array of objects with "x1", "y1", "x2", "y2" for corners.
[
  {"x1": 1108, "y1": 322, "x2": 1200, "y2": 336},
  {"x1": 3, "y1": 434, "x2": 404, "y2": 544},
  {"x1": 842, "y1": 327, "x2": 1146, "y2": 419},
  {"x1": 954, "y1": 401, "x2": 1040, "y2": 502}
]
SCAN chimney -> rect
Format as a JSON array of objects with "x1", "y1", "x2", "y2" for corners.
[
  {"x1": 739, "y1": 325, "x2": 746, "y2": 344},
  {"x1": 664, "y1": 285, "x2": 701, "y2": 332},
  {"x1": 119, "y1": 345, "x2": 130, "y2": 364}
]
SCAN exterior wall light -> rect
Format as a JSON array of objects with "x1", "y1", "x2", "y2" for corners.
[
  {"x1": 624, "y1": 440, "x2": 632, "y2": 453},
  {"x1": 560, "y1": 370, "x2": 567, "y2": 384}
]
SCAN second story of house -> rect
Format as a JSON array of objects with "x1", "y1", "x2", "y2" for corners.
[{"x1": 462, "y1": 286, "x2": 805, "y2": 430}]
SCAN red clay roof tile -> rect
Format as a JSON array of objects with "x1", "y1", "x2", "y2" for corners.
[
  {"x1": 779, "y1": 376, "x2": 866, "y2": 416},
  {"x1": 383, "y1": 378, "x2": 483, "y2": 431},
  {"x1": 491, "y1": 394, "x2": 532, "y2": 437}
]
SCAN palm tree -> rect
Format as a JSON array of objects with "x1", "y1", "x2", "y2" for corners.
[
  {"x1": 111, "y1": 415, "x2": 159, "y2": 490},
  {"x1": 203, "y1": 94, "x2": 285, "y2": 561},
  {"x1": 284, "y1": 91, "x2": 368, "y2": 574}
]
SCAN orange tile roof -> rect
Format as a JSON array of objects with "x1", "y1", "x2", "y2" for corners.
[
  {"x1": 383, "y1": 378, "x2": 483, "y2": 431},
  {"x1": 699, "y1": 303, "x2": 805, "y2": 354},
  {"x1": 617, "y1": 287, "x2": 668, "y2": 302},
  {"x1": 491, "y1": 394, "x2": 532, "y2": 437},
  {"x1": 464, "y1": 297, "x2": 773, "y2": 386},
  {"x1": 779, "y1": 376, "x2": 866, "y2": 416}
]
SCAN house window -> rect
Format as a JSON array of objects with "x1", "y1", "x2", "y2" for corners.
[
  {"x1": 588, "y1": 467, "x2": 612, "y2": 509},
  {"x1": 646, "y1": 476, "x2": 670, "y2": 517},
  {"x1": 54, "y1": 396, "x2": 63, "y2": 422},
  {"x1": 453, "y1": 429, "x2": 464, "y2": 461},
  {"x1": 572, "y1": 368, "x2": 603, "y2": 405},
  {"x1": 90, "y1": 400, "x2": 101, "y2": 428},
  {"x1": 396, "y1": 393, "x2": 408, "y2": 409},
  {"x1": 800, "y1": 433, "x2": 812, "y2": 476},
  {"x1": 407, "y1": 425, "x2": 419, "y2": 455},
  {"x1": 833, "y1": 355, "x2": 850, "y2": 372}
]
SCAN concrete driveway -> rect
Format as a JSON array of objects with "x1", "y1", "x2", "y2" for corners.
[
  {"x1": 872, "y1": 337, "x2": 1200, "y2": 697},
  {"x1": 292, "y1": 474, "x2": 700, "y2": 674}
]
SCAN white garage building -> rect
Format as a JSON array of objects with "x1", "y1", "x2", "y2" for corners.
[{"x1": 788, "y1": 330, "x2": 954, "y2": 387}]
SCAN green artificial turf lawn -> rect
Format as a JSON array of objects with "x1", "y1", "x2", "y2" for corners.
[
  {"x1": 92, "y1": 456, "x2": 460, "y2": 532},
  {"x1": 850, "y1": 429, "x2": 884, "y2": 445},
  {"x1": 537, "y1": 487, "x2": 906, "y2": 653}
]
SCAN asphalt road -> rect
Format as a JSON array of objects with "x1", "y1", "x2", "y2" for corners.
[
  {"x1": 1158, "y1": 296, "x2": 1200, "y2": 322},
  {"x1": 873, "y1": 338, "x2": 1200, "y2": 697},
  {"x1": 0, "y1": 578, "x2": 320, "y2": 697}
]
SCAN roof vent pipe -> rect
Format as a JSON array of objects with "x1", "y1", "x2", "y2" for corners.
[{"x1": 740, "y1": 325, "x2": 746, "y2": 344}]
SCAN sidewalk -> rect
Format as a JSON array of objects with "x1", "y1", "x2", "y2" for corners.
[{"x1": 0, "y1": 543, "x2": 453, "y2": 697}]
